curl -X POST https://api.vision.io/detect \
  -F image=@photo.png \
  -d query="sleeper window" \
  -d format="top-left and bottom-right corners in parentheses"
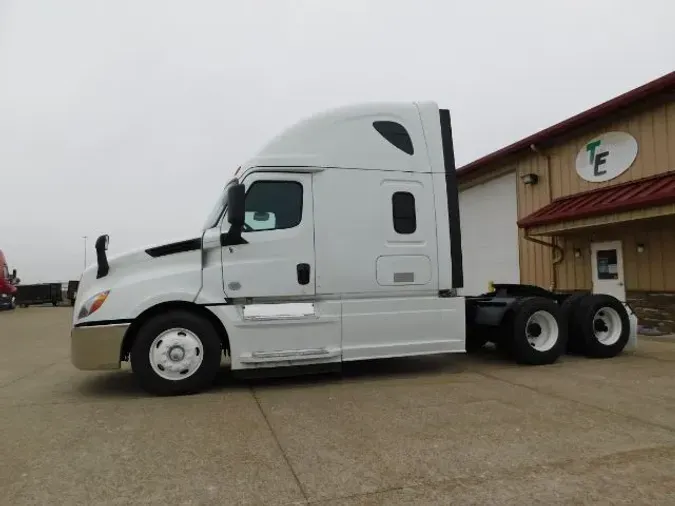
top-left (244, 181), bottom-right (303, 231)
top-left (373, 121), bottom-right (414, 155)
top-left (392, 191), bottom-right (417, 234)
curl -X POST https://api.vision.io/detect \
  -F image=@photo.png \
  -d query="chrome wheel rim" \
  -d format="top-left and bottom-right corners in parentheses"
top-left (593, 307), bottom-right (622, 345)
top-left (526, 310), bottom-right (559, 352)
top-left (149, 328), bottom-right (204, 381)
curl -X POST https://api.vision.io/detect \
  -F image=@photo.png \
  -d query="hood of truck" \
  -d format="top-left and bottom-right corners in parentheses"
top-left (73, 235), bottom-right (205, 326)
top-left (102, 236), bottom-right (203, 271)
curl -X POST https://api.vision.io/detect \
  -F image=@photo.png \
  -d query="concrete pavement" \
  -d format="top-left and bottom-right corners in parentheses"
top-left (1, 307), bottom-right (674, 505)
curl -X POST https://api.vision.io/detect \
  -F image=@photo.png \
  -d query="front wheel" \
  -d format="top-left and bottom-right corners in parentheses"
top-left (130, 310), bottom-right (222, 396)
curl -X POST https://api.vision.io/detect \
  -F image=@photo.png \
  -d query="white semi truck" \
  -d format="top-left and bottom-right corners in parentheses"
top-left (70, 102), bottom-right (637, 396)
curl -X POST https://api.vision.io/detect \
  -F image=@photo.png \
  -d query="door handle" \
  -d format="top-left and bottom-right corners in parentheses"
top-left (297, 263), bottom-right (310, 285)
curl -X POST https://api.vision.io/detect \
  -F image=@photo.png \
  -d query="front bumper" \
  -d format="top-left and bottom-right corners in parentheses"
top-left (0, 293), bottom-right (15, 310)
top-left (71, 323), bottom-right (129, 370)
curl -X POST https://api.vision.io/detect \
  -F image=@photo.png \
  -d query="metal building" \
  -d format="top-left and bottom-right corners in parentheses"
top-left (458, 71), bottom-right (675, 335)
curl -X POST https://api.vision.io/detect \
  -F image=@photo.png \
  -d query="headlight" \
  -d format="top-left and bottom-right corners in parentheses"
top-left (78, 290), bottom-right (110, 320)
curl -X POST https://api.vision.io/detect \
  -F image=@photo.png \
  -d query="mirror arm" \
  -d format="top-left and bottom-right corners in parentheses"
top-left (220, 225), bottom-right (248, 247)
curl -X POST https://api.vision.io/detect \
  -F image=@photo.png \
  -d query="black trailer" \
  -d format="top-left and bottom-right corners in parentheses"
top-left (67, 280), bottom-right (79, 306)
top-left (16, 283), bottom-right (63, 307)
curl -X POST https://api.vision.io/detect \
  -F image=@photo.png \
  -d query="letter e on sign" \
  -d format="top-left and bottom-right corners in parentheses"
top-left (575, 132), bottom-right (638, 183)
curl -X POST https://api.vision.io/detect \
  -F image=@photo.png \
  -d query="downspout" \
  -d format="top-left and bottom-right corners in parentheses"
top-left (523, 234), bottom-right (564, 291)
top-left (528, 144), bottom-right (564, 292)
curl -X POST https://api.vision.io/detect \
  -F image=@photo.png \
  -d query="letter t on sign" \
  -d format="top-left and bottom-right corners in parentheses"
top-left (586, 140), bottom-right (602, 164)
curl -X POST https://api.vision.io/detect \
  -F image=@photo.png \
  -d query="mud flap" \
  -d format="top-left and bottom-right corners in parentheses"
top-left (625, 308), bottom-right (638, 352)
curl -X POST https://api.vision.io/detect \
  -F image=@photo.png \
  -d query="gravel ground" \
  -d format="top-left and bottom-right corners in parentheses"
top-left (1, 306), bottom-right (674, 505)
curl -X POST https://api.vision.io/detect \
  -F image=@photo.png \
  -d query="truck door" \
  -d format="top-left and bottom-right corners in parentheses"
top-left (220, 170), bottom-right (342, 369)
top-left (221, 171), bottom-right (315, 300)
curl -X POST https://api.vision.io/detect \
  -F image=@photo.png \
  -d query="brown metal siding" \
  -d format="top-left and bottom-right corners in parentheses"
top-left (544, 102), bottom-right (675, 200)
top-left (516, 152), bottom-right (554, 289)
top-left (553, 219), bottom-right (675, 293)
top-left (517, 99), bottom-right (675, 290)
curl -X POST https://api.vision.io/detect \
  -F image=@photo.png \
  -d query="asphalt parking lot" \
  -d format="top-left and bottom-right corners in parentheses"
top-left (1, 307), bottom-right (675, 505)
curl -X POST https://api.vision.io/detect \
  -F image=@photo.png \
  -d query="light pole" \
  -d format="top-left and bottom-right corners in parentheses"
top-left (82, 236), bottom-right (88, 269)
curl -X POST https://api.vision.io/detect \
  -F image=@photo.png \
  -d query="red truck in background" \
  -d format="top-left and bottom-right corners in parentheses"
top-left (0, 249), bottom-right (19, 310)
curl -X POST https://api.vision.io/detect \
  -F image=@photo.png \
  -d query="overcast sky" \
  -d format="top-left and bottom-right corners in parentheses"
top-left (1, 0), bottom-right (673, 283)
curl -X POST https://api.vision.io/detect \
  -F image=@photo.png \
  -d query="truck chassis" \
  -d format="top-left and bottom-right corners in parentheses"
top-left (465, 283), bottom-right (635, 364)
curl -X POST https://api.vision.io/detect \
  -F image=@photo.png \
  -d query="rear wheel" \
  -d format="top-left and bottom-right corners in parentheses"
top-left (576, 294), bottom-right (630, 358)
top-left (130, 310), bottom-right (222, 396)
top-left (510, 297), bottom-right (567, 365)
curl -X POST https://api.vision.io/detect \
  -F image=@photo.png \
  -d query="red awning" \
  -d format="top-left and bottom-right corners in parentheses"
top-left (518, 171), bottom-right (675, 229)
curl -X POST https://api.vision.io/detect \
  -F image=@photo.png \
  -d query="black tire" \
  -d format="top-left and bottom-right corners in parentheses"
top-left (560, 293), bottom-right (588, 354)
top-left (576, 294), bottom-right (630, 358)
top-left (510, 297), bottom-right (567, 365)
top-left (130, 310), bottom-right (222, 396)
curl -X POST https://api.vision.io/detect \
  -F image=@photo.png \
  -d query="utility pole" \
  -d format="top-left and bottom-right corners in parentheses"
top-left (82, 236), bottom-right (88, 269)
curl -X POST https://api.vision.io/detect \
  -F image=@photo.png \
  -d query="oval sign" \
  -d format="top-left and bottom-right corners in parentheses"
top-left (575, 132), bottom-right (638, 183)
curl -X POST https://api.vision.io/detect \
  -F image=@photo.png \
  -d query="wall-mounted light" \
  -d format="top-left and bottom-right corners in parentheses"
top-left (574, 248), bottom-right (582, 258)
top-left (637, 243), bottom-right (645, 253)
top-left (521, 173), bottom-right (539, 185)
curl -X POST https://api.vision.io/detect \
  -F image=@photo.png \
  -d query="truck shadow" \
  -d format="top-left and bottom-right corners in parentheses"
top-left (77, 347), bottom-right (514, 399)
top-left (217, 353), bottom-right (465, 391)
top-left (75, 370), bottom-right (147, 399)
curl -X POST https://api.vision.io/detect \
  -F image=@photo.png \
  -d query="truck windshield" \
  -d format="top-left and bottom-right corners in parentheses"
top-left (202, 179), bottom-right (236, 230)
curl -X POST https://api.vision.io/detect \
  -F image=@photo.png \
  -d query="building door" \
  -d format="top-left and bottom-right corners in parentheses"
top-left (458, 171), bottom-right (520, 296)
top-left (590, 241), bottom-right (626, 301)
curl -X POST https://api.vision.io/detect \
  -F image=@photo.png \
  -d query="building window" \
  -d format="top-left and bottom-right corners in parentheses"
top-left (373, 121), bottom-right (414, 155)
top-left (596, 249), bottom-right (619, 280)
top-left (392, 191), bottom-right (417, 234)
top-left (244, 181), bottom-right (303, 231)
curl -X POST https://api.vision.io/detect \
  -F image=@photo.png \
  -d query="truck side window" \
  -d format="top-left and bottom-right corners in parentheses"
top-left (244, 181), bottom-right (303, 231)
top-left (392, 191), bottom-right (416, 234)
